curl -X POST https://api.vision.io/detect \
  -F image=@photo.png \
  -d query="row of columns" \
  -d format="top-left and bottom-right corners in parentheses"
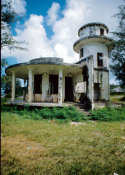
top-left (11, 68), bottom-right (63, 105)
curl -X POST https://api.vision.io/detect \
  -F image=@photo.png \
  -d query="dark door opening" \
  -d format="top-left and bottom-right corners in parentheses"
top-left (94, 83), bottom-right (100, 101)
top-left (49, 75), bottom-right (58, 94)
top-left (65, 77), bottom-right (73, 101)
top-left (34, 74), bottom-right (42, 94)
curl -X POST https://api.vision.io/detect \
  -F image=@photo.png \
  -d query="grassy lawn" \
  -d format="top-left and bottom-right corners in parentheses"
top-left (110, 95), bottom-right (124, 98)
top-left (110, 95), bottom-right (125, 104)
top-left (1, 112), bottom-right (125, 175)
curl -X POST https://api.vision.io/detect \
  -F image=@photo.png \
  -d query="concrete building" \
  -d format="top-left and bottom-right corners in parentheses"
top-left (6, 22), bottom-right (113, 109)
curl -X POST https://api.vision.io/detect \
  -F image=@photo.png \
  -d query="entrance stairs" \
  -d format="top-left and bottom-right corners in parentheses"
top-left (73, 103), bottom-right (90, 115)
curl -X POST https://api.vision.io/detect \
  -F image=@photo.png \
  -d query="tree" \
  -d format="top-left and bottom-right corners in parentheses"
top-left (109, 1), bottom-right (125, 89)
top-left (1, 59), bottom-right (23, 97)
top-left (1, 0), bottom-right (26, 50)
top-left (1, 0), bottom-right (26, 97)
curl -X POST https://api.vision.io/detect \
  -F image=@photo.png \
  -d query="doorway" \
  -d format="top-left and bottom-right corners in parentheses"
top-left (65, 77), bottom-right (73, 101)
top-left (94, 83), bottom-right (100, 101)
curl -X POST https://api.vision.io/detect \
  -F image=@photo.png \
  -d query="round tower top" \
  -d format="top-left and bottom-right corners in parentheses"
top-left (78, 22), bottom-right (109, 38)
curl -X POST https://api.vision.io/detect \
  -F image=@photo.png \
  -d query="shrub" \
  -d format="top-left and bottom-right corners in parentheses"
top-left (89, 106), bottom-right (125, 121)
top-left (1, 105), bottom-right (86, 122)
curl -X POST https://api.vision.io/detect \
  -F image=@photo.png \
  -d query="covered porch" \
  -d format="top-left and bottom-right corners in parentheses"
top-left (6, 58), bottom-right (82, 106)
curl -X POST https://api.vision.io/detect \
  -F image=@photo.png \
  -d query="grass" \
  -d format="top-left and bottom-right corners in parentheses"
top-left (110, 95), bottom-right (125, 104)
top-left (1, 111), bottom-right (125, 175)
top-left (110, 95), bottom-right (124, 98)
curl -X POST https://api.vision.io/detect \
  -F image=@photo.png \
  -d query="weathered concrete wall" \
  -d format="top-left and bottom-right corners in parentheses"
top-left (94, 70), bottom-right (109, 101)
top-left (79, 25), bottom-right (108, 38)
top-left (34, 94), bottom-right (42, 101)
top-left (72, 71), bottom-right (83, 102)
top-left (101, 71), bottom-right (109, 100)
top-left (26, 93), bottom-right (58, 103)
top-left (79, 42), bottom-right (109, 68)
top-left (52, 94), bottom-right (58, 103)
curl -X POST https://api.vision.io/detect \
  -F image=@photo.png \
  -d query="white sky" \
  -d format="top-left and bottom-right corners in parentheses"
top-left (2, 0), bottom-right (124, 84)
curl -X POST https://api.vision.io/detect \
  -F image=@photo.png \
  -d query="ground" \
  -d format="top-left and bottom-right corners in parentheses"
top-left (1, 112), bottom-right (125, 175)
top-left (110, 95), bottom-right (125, 104)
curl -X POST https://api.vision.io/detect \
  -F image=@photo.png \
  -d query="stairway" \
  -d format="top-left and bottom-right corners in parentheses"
top-left (73, 103), bottom-right (90, 115)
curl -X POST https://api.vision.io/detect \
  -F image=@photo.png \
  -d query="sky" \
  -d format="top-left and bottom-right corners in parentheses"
top-left (1, 0), bottom-right (124, 84)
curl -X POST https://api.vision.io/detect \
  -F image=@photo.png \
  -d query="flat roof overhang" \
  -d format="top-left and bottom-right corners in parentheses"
top-left (6, 62), bottom-right (82, 79)
top-left (73, 35), bottom-right (113, 53)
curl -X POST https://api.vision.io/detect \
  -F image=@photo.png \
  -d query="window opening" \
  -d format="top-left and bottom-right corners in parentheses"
top-left (100, 28), bottom-right (104, 36)
top-left (80, 48), bottom-right (84, 58)
top-left (97, 53), bottom-right (103, 67)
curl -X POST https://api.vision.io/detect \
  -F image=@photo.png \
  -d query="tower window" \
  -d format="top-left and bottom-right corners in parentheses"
top-left (100, 28), bottom-right (104, 36)
top-left (97, 53), bottom-right (103, 67)
top-left (80, 48), bottom-right (84, 58)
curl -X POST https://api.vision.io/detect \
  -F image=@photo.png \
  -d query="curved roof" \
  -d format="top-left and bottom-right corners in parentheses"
top-left (5, 57), bottom-right (81, 79)
top-left (73, 35), bottom-right (113, 53)
top-left (6, 57), bottom-right (64, 71)
top-left (78, 22), bottom-right (109, 36)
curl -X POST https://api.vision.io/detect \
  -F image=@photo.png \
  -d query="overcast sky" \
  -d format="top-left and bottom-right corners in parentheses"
top-left (1, 0), bottom-right (124, 84)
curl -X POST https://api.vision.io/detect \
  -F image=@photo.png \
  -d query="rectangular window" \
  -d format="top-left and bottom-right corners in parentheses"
top-left (97, 53), bottom-right (103, 67)
top-left (49, 75), bottom-right (58, 94)
top-left (80, 48), bottom-right (84, 58)
top-left (34, 74), bottom-right (42, 94)
top-left (100, 28), bottom-right (104, 36)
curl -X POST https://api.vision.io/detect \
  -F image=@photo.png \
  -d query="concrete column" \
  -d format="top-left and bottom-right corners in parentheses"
top-left (42, 73), bottom-right (49, 101)
top-left (11, 72), bottom-right (16, 102)
top-left (28, 68), bottom-right (33, 102)
top-left (88, 57), bottom-right (94, 109)
top-left (58, 69), bottom-right (63, 105)
top-left (62, 75), bottom-right (65, 102)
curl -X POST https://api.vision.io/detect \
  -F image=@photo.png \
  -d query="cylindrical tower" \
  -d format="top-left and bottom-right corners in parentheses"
top-left (73, 22), bottom-right (113, 69)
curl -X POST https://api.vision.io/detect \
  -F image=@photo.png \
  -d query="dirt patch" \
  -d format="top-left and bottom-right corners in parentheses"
top-left (1, 135), bottom-right (45, 158)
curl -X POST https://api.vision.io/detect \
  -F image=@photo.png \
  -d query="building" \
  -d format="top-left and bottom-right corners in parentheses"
top-left (6, 22), bottom-right (113, 109)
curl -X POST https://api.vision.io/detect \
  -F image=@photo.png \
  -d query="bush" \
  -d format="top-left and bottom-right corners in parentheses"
top-left (89, 106), bottom-right (125, 121)
top-left (1, 98), bottom-right (9, 104)
top-left (1, 105), bottom-right (86, 122)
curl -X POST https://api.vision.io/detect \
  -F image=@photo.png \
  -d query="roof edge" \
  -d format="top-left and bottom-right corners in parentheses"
top-left (78, 22), bottom-right (109, 36)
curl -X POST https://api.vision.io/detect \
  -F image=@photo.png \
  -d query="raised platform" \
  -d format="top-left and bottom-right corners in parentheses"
top-left (8, 100), bottom-right (76, 107)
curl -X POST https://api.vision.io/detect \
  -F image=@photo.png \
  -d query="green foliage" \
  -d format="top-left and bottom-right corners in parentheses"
top-left (1, 73), bottom-right (23, 97)
top-left (110, 91), bottom-right (125, 95)
top-left (1, 104), bottom-right (86, 122)
top-left (1, 0), bottom-right (26, 50)
top-left (1, 58), bottom-right (23, 96)
top-left (1, 58), bottom-right (8, 75)
top-left (108, 2), bottom-right (125, 88)
top-left (89, 106), bottom-right (125, 121)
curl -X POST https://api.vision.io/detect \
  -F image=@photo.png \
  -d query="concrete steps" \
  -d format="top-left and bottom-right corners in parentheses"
top-left (73, 103), bottom-right (90, 115)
